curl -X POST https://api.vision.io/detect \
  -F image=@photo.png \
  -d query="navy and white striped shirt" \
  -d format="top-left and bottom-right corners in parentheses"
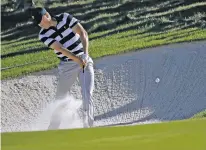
top-left (39, 13), bottom-right (84, 61)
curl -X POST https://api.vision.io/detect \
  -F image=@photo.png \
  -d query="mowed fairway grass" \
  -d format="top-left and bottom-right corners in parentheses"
top-left (2, 119), bottom-right (206, 150)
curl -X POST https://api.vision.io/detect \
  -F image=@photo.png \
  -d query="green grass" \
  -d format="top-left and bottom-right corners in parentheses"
top-left (192, 110), bottom-right (206, 119)
top-left (1, 0), bottom-right (206, 80)
top-left (2, 27), bottom-right (206, 79)
top-left (2, 118), bottom-right (206, 150)
top-left (1, 40), bottom-right (43, 55)
top-left (49, 0), bottom-right (95, 8)
top-left (136, 2), bottom-right (206, 19)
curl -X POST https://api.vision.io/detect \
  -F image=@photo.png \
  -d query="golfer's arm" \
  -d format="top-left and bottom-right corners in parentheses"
top-left (50, 41), bottom-right (80, 62)
top-left (72, 23), bottom-right (89, 55)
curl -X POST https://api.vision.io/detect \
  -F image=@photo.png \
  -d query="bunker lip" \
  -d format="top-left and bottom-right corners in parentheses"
top-left (1, 41), bottom-right (206, 133)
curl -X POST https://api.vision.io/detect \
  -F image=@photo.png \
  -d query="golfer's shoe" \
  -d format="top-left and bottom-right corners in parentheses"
top-left (83, 111), bottom-right (89, 128)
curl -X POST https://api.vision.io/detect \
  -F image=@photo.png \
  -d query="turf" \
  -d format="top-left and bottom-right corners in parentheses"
top-left (1, 27), bottom-right (206, 80)
top-left (1, 0), bottom-right (206, 80)
top-left (2, 119), bottom-right (206, 150)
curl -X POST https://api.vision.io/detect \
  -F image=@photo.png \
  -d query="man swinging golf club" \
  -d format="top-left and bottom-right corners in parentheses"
top-left (30, 7), bottom-right (94, 129)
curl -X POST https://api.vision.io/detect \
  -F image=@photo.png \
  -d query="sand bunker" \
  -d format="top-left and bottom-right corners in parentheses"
top-left (1, 41), bottom-right (206, 132)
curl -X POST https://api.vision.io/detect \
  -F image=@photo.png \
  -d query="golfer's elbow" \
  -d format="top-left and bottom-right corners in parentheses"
top-left (80, 30), bottom-right (88, 40)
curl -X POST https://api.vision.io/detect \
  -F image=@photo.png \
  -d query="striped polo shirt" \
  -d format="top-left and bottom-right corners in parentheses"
top-left (39, 13), bottom-right (84, 61)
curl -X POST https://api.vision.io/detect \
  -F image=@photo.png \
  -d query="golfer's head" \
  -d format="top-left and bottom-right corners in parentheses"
top-left (30, 7), bottom-right (51, 29)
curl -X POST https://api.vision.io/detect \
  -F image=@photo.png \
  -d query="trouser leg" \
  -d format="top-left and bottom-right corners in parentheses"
top-left (78, 57), bottom-right (95, 127)
top-left (48, 61), bottom-right (80, 130)
top-left (55, 62), bottom-right (80, 100)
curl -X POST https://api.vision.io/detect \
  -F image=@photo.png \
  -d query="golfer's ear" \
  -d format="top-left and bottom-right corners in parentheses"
top-left (45, 12), bottom-right (51, 20)
top-left (72, 23), bottom-right (88, 36)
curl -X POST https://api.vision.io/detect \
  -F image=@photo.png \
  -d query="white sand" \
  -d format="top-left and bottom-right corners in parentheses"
top-left (1, 41), bottom-right (206, 133)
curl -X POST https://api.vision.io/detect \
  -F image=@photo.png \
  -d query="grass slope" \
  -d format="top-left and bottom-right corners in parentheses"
top-left (1, 0), bottom-right (206, 80)
top-left (2, 119), bottom-right (206, 150)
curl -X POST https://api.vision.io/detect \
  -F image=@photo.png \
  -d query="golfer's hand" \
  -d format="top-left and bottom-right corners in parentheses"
top-left (77, 57), bottom-right (86, 69)
top-left (81, 54), bottom-right (88, 63)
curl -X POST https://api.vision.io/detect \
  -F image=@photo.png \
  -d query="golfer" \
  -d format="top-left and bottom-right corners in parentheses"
top-left (30, 7), bottom-right (94, 129)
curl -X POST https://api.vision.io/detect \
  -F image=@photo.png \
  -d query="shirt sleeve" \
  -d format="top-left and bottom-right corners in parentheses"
top-left (39, 35), bottom-right (56, 47)
top-left (64, 13), bottom-right (80, 28)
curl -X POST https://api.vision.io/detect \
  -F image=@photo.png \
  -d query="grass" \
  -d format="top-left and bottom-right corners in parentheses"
top-left (49, 0), bottom-right (95, 8)
top-left (135, 2), bottom-right (206, 19)
top-left (2, 27), bottom-right (206, 79)
top-left (191, 110), bottom-right (206, 119)
top-left (1, 0), bottom-right (206, 80)
top-left (1, 40), bottom-right (44, 55)
top-left (2, 118), bottom-right (206, 150)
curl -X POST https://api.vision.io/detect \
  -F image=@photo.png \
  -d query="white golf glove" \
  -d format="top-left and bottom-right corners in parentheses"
top-left (81, 54), bottom-right (89, 63)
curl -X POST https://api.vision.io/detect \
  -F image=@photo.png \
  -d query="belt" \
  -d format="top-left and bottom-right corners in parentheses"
top-left (59, 53), bottom-right (84, 62)
top-left (59, 58), bottom-right (72, 62)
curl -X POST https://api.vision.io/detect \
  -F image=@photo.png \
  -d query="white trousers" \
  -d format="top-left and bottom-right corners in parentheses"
top-left (48, 55), bottom-right (95, 129)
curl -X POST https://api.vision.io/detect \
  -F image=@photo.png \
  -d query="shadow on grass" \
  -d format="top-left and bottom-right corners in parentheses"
top-left (89, 22), bottom-right (138, 41)
top-left (1, 23), bottom-right (35, 36)
top-left (1, 47), bottom-right (50, 59)
top-left (1, 25), bottom-right (39, 42)
top-left (133, 0), bottom-right (185, 19)
top-left (89, 18), bottom-right (173, 41)
top-left (0, 0), bottom-right (167, 32)
top-left (1, 40), bottom-right (40, 50)
top-left (1, 34), bottom-right (38, 45)
top-left (1, 0), bottom-right (205, 59)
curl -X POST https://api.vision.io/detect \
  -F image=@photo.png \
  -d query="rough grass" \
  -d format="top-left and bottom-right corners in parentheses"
top-left (1, 0), bottom-right (206, 80)
top-left (2, 118), bottom-right (206, 150)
